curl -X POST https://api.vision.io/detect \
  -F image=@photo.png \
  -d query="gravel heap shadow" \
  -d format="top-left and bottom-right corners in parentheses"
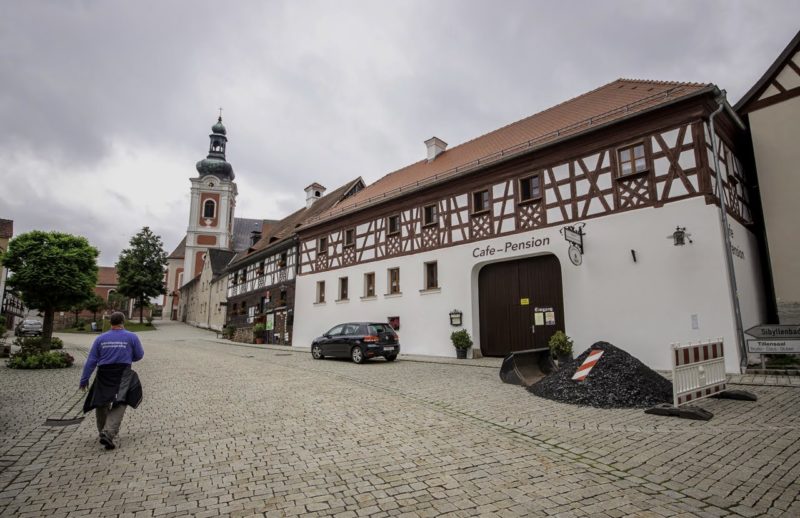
top-left (528, 341), bottom-right (673, 408)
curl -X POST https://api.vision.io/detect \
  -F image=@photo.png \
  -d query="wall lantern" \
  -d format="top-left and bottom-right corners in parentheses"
top-left (668, 226), bottom-right (693, 246)
top-left (449, 309), bottom-right (463, 327)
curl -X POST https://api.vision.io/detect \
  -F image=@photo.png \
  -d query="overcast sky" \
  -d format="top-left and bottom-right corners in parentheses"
top-left (1, 1), bottom-right (797, 265)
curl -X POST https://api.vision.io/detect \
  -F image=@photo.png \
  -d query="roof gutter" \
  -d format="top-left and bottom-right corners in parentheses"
top-left (707, 89), bottom-right (748, 373)
top-left (300, 85), bottom-right (718, 231)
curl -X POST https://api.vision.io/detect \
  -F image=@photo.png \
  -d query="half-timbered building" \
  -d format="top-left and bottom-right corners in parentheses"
top-left (225, 179), bottom-right (365, 344)
top-left (736, 29), bottom-right (800, 325)
top-left (293, 79), bottom-right (768, 373)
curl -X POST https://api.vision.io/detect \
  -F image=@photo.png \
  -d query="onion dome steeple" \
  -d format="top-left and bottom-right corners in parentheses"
top-left (195, 113), bottom-right (234, 179)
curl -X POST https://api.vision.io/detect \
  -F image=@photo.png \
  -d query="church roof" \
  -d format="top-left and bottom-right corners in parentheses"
top-left (167, 236), bottom-right (186, 260)
top-left (302, 79), bottom-right (712, 228)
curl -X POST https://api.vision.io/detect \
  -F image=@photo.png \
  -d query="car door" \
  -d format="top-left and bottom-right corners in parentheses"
top-left (321, 325), bottom-right (345, 357)
top-left (341, 324), bottom-right (360, 355)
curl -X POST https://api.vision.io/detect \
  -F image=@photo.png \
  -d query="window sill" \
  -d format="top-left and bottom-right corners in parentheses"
top-left (419, 287), bottom-right (441, 295)
top-left (335, 298), bottom-right (349, 304)
top-left (615, 169), bottom-right (650, 180)
top-left (422, 222), bottom-right (438, 228)
top-left (360, 295), bottom-right (377, 301)
top-left (384, 292), bottom-right (403, 299)
top-left (470, 209), bottom-right (490, 217)
top-left (313, 301), bottom-right (326, 306)
top-left (518, 196), bottom-right (543, 205)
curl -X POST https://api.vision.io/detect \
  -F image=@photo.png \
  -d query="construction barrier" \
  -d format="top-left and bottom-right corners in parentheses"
top-left (672, 339), bottom-right (726, 407)
top-left (571, 349), bottom-right (604, 381)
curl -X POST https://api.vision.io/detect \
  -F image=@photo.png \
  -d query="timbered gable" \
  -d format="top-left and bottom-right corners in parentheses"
top-left (651, 122), bottom-right (701, 203)
top-left (704, 123), bottom-right (753, 225)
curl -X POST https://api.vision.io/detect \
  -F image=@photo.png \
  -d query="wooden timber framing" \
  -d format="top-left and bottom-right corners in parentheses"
top-left (298, 91), bottom-right (754, 276)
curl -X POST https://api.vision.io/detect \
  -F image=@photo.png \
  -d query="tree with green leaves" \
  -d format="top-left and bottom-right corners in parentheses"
top-left (85, 293), bottom-right (107, 323)
top-left (116, 227), bottom-right (168, 323)
top-left (1, 231), bottom-right (98, 348)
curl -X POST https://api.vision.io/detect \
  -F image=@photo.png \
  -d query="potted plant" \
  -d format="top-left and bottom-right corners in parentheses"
top-left (253, 323), bottom-right (266, 344)
top-left (548, 330), bottom-right (573, 365)
top-left (224, 325), bottom-right (236, 340)
top-left (450, 329), bottom-right (473, 359)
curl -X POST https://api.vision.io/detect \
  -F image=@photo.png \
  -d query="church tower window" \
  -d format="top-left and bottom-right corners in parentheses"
top-left (203, 199), bottom-right (216, 219)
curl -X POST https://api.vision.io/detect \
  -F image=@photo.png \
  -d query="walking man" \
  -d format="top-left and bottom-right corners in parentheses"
top-left (80, 311), bottom-right (144, 450)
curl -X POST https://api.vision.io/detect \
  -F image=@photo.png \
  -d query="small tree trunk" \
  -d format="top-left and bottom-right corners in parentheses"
top-left (42, 306), bottom-right (55, 351)
top-left (139, 297), bottom-right (144, 324)
top-left (73, 309), bottom-right (79, 327)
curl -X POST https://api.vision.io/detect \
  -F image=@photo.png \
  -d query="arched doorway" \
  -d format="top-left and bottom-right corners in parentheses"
top-left (478, 254), bottom-right (565, 357)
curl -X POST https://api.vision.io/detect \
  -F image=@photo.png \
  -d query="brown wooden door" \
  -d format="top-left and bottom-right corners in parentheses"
top-left (478, 254), bottom-right (564, 357)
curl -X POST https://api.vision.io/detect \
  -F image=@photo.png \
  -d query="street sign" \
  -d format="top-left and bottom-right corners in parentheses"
top-left (563, 227), bottom-right (582, 246)
top-left (744, 325), bottom-right (800, 340)
top-left (747, 339), bottom-right (800, 354)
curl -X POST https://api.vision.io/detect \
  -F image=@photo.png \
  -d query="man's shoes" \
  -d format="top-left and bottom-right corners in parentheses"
top-left (99, 431), bottom-right (116, 450)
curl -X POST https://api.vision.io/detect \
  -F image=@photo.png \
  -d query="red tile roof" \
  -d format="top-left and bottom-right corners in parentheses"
top-left (306, 79), bottom-right (711, 227)
top-left (97, 266), bottom-right (118, 286)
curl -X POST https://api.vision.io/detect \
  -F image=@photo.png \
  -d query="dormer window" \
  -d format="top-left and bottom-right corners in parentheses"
top-left (203, 199), bottom-right (216, 218)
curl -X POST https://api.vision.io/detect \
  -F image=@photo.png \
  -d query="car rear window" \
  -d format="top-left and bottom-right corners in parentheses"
top-left (367, 324), bottom-right (393, 334)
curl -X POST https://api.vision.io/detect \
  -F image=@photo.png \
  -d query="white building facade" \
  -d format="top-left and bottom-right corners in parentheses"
top-left (293, 80), bottom-right (768, 373)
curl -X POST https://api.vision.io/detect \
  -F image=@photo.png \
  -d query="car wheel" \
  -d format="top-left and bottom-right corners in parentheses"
top-left (385, 354), bottom-right (397, 362)
top-left (311, 344), bottom-right (324, 359)
top-left (351, 346), bottom-right (365, 364)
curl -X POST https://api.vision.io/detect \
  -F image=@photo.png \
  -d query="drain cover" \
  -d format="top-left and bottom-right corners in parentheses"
top-left (44, 417), bottom-right (84, 427)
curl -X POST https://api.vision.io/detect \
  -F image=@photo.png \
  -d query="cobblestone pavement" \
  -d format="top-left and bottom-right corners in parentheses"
top-left (1, 320), bottom-right (799, 517)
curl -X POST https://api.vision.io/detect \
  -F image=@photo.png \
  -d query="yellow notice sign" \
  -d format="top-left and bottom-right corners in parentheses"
top-left (520, 298), bottom-right (530, 306)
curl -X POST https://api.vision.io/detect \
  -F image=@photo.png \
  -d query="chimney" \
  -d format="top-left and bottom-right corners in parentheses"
top-left (304, 183), bottom-right (326, 208)
top-left (425, 137), bottom-right (447, 162)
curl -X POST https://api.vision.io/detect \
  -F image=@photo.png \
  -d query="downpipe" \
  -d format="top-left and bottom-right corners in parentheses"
top-left (708, 91), bottom-right (748, 373)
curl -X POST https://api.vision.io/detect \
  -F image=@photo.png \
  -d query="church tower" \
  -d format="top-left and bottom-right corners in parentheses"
top-left (183, 115), bottom-right (237, 281)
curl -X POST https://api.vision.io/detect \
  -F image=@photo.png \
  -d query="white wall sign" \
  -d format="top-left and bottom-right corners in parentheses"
top-left (472, 236), bottom-right (550, 258)
top-left (747, 339), bottom-right (800, 354)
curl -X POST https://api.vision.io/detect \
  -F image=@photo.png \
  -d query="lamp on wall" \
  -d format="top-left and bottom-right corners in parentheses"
top-left (449, 309), bottom-right (463, 327)
top-left (668, 226), bottom-right (693, 246)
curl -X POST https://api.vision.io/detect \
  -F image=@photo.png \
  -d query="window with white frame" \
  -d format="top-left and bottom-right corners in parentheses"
top-left (316, 281), bottom-right (325, 303)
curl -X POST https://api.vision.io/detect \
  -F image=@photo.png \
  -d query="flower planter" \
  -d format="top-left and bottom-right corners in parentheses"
top-left (255, 338), bottom-right (265, 344)
top-left (456, 348), bottom-right (468, 359)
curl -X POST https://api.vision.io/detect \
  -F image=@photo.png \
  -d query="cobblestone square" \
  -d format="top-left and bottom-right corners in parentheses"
top-left (2, 321), bottom-right (799, 517)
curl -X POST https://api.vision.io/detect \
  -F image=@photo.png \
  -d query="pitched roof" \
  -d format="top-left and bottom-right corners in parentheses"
top-left (231, 218), bottom-right (274, 252)
top-left (304, 79), bottom-right (711, 227)
top-left (735, 30), bottom-right (800, 114)
top-left (207, 248), bottom-right (236, 278)
top-left (228, 177), bottom-right (365, 268)
top-left (97, 266), bottom-right (118, 286)
top-left (167, 236), bottom-right (186, 259)
top-left (0, 219), bottom-right (12, 239)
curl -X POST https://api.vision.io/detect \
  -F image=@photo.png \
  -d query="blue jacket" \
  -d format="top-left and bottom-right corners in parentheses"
top-left (80, 329), bottom-right (144, 387)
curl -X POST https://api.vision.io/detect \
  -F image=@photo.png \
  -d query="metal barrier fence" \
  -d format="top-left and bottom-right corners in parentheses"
top-left (672, 339), bottom-right (727, 407)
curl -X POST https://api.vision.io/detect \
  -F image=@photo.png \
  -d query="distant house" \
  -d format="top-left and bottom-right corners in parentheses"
top-left (0, 219), bottom-right (25, 330)
top-left (735, 29), bottom-right (800, 325)
top-left (224, 178), bottom-right (364, 344)
top-left (180, 248), bottom-right (236, 331)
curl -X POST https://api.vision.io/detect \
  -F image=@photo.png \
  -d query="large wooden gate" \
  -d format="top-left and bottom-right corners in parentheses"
top-left (478, 255), bottom-right (565, 357)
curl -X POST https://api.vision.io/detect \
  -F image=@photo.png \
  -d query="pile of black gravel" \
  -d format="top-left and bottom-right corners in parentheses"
top-left (528, 341), bottom-right (673, 409)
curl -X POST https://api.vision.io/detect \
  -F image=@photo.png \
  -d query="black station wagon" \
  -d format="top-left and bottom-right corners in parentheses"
top-left (311, 322), bottom-right (400, 363)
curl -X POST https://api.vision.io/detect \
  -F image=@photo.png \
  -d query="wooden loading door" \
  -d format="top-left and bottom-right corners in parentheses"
top-left (478, 255), bottom-right (565, 357)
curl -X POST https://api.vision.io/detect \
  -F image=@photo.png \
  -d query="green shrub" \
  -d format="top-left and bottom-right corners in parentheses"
top-left (145, 315), bottom-right (154, 326)
top-left (548, 331), bottom-right (573, 357)
top-left (7, 349), bottom-right (74, 369)
top-left (224, 325), bottom-right (236, 339)
top-left (49, 337), bottom-right (64, 349)
top-left (450, 329), bottom-right (473, 350)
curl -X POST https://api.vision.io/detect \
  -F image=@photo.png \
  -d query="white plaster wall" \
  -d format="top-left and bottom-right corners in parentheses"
top-left (294, 197), bottom-right (764, 373)
top-left (748, 97), bottom-right (800, 310)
